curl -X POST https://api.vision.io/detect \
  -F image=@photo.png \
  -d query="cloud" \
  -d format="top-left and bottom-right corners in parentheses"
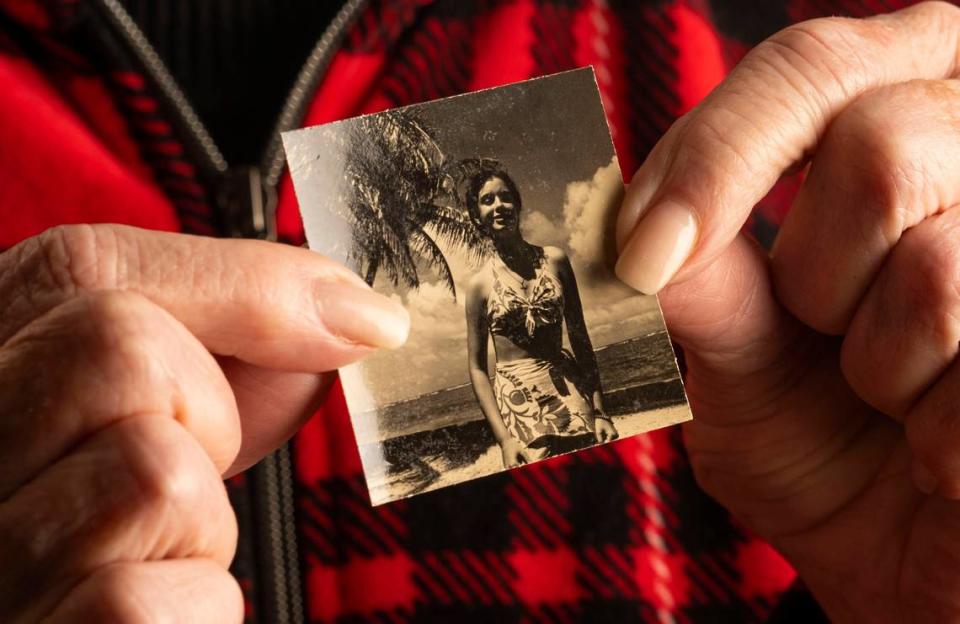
top-left (563, 157), bottom-right (624, 278)
top-left (355, 280), bottom-right (470, 405)
top-left (521, 208), bottom-right (566, 248)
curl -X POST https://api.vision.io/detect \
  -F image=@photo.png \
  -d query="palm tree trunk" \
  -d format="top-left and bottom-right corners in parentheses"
top-left (364, 248), bottom-right (380, 286)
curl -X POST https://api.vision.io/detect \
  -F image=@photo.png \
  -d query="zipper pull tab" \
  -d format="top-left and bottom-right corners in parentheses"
top-left (218, 166), bottom-right (278, 241)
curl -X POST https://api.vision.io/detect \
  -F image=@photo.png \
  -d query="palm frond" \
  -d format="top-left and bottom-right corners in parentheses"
top-left (407, 224), bottom-right (456, 297)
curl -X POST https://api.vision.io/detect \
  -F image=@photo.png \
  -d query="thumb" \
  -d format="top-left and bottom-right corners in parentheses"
top-left (612, 3), bottom-right (960, 295)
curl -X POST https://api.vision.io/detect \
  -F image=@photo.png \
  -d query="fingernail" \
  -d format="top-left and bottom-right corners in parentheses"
top-left (912, 460), bottom-right (939, 495)
top-left (614, 201), bottom-right (698, 294)
top-left (316, 282), bottom-right (410, 349)
top-left (615, 182), bottom-right (654, 252)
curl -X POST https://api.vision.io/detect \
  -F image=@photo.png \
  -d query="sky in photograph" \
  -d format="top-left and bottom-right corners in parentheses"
top-left (285, 69), bottom-right (667, 409)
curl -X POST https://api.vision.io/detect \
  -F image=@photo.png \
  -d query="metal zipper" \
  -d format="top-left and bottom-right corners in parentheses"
top-left (260, 0), bottom-right (370, 190)
top-left (94, 0), bottom-right (228, 178)
top-left (88, 2), bottom-right (370, 623)
top-left (93, 0), bottom-right (369, 241)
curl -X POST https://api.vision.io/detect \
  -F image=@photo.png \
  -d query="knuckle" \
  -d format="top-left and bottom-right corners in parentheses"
top-left (767, 17), bottom-right (854, 57)
top-left (913, 1), bottom-right (960, 30)
top-left (114, 417), bottom-right (210, 518)
top-left (893, 225), bottom-right (960, 338)
top-left (73, 291), bottom-right (169, 380)
top-left (826, 86), bottom-right (936, 229)
top-left (110, 417), bottom-right (238, 561)
top-left (757, 17), bottom-right (870, 90)
top-left (35, 224), bottom-right (122, 293)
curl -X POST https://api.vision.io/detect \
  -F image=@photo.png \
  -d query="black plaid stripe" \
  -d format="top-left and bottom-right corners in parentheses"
top-left (657, 429), bottom-right (775, 622)
top-left (106, 72), bottom-right (218, 235)
top-left (568, 447), bottom-right (633, 547)
top-left (380, 0), bottom-right (480, 108)
top-left (299, 475), bottom-right (408, 566)
top-left (789, 0), bottom-right (910, 20)
top-left (707, 0), bottom-right (790, 45)
top-left (529, 0), bottom-right (577, 76)
top-left (335, 610), bottom-right (414, 624)
top-left (414, 551), bottom-right (517, 606)
top-left (507, 462), bottom-right (572, 549)
top-left (613, 0), bottom-right (681, 166)
top-left (344, 0), bottom-right (430, 53)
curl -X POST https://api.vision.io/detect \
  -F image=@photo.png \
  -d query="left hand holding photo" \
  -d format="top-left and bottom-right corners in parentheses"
top-left (0, 224), bottom-right (408, 622)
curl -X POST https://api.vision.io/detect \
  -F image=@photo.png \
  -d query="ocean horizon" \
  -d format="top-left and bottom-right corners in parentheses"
top-left (351, 330), bottom-right (683, 446)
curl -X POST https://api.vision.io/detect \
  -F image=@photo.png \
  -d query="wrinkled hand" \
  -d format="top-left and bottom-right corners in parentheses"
top-left (615, 2), bottom-right (960, 621)
top-left (0, 225), bottom-right (408, 622)
top-left (500, 437), bottom-right (528, 468)
top-left (594, 416), bottom-right (618, 444)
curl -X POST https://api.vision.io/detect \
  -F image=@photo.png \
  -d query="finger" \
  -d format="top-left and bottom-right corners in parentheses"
top-left (41, 559), bottom-right (242, 624)
top-left (0, 290), bottom-right (239, 498)
top-left (841, 209), bottom-right (960, 418)
top-left (773, 79), bottom-right (960, 334)
top-left (0, 224), bottom-right (409, 371)
top-left (218, 357), bottom-right (334, 476)
top-left (663, 235), bottom-right (896, 536)
top-left (615, 1), bottom-right (960, 294)
top-left (660, 235), bottom-right (800, 402)
top-left (0, 415), bottom-right (236, 621)
top-left (905, 358), bottom-right (960, 499)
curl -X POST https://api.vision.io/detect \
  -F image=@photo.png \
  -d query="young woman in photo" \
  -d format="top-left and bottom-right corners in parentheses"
top-left (464, 166), bottom-right (619, 469)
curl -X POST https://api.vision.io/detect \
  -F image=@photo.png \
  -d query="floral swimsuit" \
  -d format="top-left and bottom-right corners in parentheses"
top-left (486, 249), bottom-right (595, 448)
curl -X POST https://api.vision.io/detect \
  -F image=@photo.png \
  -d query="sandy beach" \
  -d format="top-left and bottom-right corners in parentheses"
top-left (365, 403), bottom-right (690, 505)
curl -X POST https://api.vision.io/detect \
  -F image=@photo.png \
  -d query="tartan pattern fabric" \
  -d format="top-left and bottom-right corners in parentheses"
top-left (0, 0), bottom-right (924, 622)
top-left (289, 1), bottom-right (918, 622)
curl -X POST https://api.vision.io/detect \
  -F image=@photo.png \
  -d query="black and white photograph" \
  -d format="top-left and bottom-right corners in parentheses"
top-left (283, 68), bottom-right (690, 506)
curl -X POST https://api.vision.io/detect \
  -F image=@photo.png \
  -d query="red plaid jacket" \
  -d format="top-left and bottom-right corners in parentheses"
top-left (0, 1), bottom-right (924, 622)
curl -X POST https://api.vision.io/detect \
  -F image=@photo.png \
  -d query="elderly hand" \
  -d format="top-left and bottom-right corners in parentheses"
top-left (618, 3), bottom-right (960, 623)
top-left (0, 225), bottom-right (408, 622)
top-left (615, 2), bottom-right (960, 621)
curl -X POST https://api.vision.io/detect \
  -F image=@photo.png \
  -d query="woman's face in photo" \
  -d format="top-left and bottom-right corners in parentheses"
top-left (477, 176), bottom-right (519, 235)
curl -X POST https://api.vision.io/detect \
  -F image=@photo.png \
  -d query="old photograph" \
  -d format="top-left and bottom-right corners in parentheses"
top-left (283, 68), bottom-right (690, 506)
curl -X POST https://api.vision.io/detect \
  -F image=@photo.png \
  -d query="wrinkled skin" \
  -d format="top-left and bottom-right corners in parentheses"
top-left (3, 2), bottom-right (960, 621)
top-left (615, 2), bottom-right (960, 621)
top-left (0, 226), bottom-right (407, 622)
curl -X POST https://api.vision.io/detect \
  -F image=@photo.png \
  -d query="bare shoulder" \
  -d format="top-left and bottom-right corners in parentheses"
top-left (542, 245), bottom-right (568, 262)
top-left (541, 245), bottom-right (570, 268)
top-left (466, 265), bottom-right (493, 302)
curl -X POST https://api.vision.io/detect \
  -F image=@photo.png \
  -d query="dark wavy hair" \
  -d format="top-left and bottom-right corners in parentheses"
top-left (465, 167), bottom-right (522, 233)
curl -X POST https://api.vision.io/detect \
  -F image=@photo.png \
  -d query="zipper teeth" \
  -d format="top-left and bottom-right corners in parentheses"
top-left (261, 446), bottom-right (303, 624)
top-left (96, 0), bottom-right (228, 174)
top-left (260, 0), bottom-right (370, 187)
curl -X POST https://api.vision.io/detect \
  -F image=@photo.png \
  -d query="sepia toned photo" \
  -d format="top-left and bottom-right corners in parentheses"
top-left (283, 68), bottom-right (690, 506)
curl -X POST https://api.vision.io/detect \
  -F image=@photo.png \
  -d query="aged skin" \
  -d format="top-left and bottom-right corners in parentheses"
top-left (0, 226), bottom-right (408, 621)
top-left (1, 1), bottom-right (960, 621)
top-left (616, 2), bottom-right (960, 621)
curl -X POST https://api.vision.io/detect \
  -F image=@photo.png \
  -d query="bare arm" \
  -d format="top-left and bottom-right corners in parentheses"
top-left (465, 275), bottom-right (511, 445)
top-left (555, 250), bottom-right (606, 417)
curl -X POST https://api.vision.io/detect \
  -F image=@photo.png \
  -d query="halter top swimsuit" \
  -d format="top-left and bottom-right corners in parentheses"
top-left (486, 249), bottom-right (595, 445)
top-left (486, 249), bottom-right (564, 345)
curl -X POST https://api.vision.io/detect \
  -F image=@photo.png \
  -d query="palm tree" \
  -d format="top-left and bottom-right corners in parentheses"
top-left (341, 110), bottom-right (487, 298)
